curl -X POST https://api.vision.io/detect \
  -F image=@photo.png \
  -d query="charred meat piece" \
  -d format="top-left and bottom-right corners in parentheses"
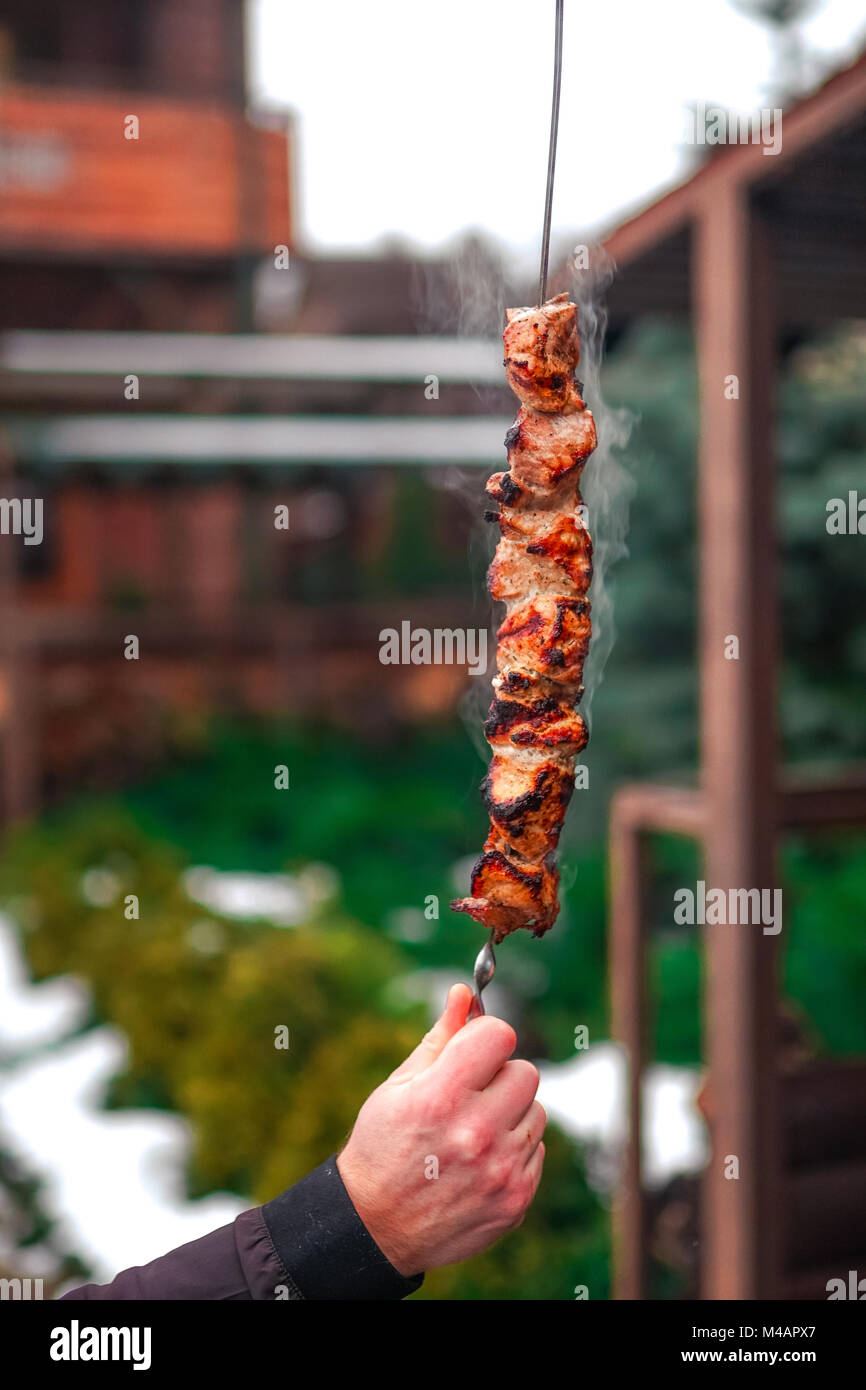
top-left (451, 294), bottom-right (597, 939)
top-left (451, 833), bottom-right (561, 942)
top-left (488, 535), bottom-right (587, 603)
top-left (483, 696), bottom-right (588, 754)
top-left (486, 470), bottom-right (526, 508)
top-left (496, 595), bottom-right (591, 689)
top-left (482, 753), bottom-right (575, 860)
top-left (504, 405), bottom-right (596, 494)
top-left (503, 293), bottom-right (584, 413)
top-left (490, 510), bottom-right (593, 595)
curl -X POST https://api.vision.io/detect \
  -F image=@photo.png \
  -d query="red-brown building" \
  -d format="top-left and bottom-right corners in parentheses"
top-left (0, 1), bottom-right (294, 808)
top-left (0, 2), bottom-right (512, 814)
top-left (0, 0), bottom-right (292, 333)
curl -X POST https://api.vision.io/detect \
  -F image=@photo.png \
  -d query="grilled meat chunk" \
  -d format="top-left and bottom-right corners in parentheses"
top-left (482, 753), bottom-right (575, 860)
top-left (451, 293), bottom-right (597, 939)
top-left (504, 405), bottom-right (596, 494)
top-left (496, 596), bottom-right (591, 689)
top-left (483, 696), bottom-right (588, 754)
top-left (451, 832), bottom-right (561, 942)
top-left (489, 511), bottom-right (593, 596)
top-left (503, 293), bottom-right (584, 413)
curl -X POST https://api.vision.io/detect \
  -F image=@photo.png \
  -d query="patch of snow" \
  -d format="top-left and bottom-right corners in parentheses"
top-left (0, 915), bottom-right (245, 1285)
top-left (538, 1042), bottom-right (709, 1190)
top-left (183, 867), bottom-right (306, 925)
top-left (0, 920), bottom-right (89, 1053)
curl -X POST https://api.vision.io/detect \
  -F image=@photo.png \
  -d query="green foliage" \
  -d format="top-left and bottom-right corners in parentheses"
top-left (642, 829), bottom-right (866, 1068)
top-left (594, 317), bottom-right (866, 778)
top-left (360, 472), bottom-right (474, 599)
top-left (594, 319), bottom-right (700, 784)
top-left (123, 719), bottom-right (481, 928)
top-left (0, 805), bottom-right (425, 1201)
top-left (0, 793), bottom-right (609, 1296)
top-left (778, 329), bottom-right (866, 763)
top-left (782, 832), bottom-right (866, 1056)
top-left (115, 718), bottom-right (610, 1062)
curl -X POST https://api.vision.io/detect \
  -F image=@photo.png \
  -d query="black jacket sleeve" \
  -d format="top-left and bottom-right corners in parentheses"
top-left (58, 1156), bottom-right (424, 1301)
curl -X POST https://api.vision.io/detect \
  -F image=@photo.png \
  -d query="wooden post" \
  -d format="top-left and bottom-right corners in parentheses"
top-left (609, 797), bottom-right (649, 1298)
top-left (694, 183), bottom-right (782, 1299)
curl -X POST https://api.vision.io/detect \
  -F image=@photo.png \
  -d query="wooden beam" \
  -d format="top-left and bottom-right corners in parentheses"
top-left (607, 773), bottom-right (866, 840)
top-left (0, 331), bottom-right (504, 384)
top-left (4, 415), bottom-right (513, 468)
top-left (609, 782), bottom-right (705, 838)
top-left (694, 185), bottom-right (782, 1299)
top-left (780, 776), bottom-right (866, 829)
top-left (603, 52), bottom-right (866, 274)
top-left (609, 799), bottom-right (650, 1299)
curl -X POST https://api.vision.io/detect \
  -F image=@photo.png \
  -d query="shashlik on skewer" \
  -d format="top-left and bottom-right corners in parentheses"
top-left (451, 293), bottom-right (597, 943)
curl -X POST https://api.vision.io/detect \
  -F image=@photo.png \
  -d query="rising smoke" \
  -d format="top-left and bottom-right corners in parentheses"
top-left (416, 235), bottom-right (635, 765)
top-left (569, 243), bottom-right (636, 728)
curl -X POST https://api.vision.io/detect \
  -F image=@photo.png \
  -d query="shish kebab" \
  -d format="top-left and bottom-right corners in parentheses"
top-left (451, 1), bottom-right (598, 1013)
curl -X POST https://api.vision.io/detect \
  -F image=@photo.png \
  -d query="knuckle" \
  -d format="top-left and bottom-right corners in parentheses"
top-left (452, 1121), bottom-right (494, 1164)
top-left (502, 1182), bottom-right (529, 1225)
top-left (449, 1126), bottom-right (473, 1159)
top-left (486, 1152), bottom-right (513, 1193)
top-left (424, 1082), bottom-right (455, 1126)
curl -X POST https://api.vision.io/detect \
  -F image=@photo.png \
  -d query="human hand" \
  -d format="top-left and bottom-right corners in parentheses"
top-left (336, 983), bottom-right (545, 1276)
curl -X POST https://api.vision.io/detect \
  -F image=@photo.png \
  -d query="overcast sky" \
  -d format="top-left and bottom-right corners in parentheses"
top-left (249, 0), bottom-right (864, 262)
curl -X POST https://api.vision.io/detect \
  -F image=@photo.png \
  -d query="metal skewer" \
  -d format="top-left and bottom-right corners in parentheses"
top-left (467, 3), bottom-right (565, 1021)
top-left (537, 0), bottom-right (565, 308)
top-left (468, 930), bottom-right (497, 1019)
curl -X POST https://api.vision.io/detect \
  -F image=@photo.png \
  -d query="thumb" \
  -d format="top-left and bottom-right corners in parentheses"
top-left (389, 983), bottom-right (473, 1083)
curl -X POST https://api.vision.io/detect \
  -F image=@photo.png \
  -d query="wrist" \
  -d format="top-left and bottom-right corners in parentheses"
top-left (336, 1150), bottom-right (418, 1279)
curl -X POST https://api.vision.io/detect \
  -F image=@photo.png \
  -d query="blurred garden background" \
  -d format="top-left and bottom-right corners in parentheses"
top-left (3, 314), bottom-right (865, 1298)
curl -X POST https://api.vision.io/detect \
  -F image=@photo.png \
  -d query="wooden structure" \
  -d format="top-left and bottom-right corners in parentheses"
top-left (602, 52), bottom-right (866, 1299)
top-left (0, 329), bottom-right (506, 817)
top-left (0, 2), bottom-right (521, 818)
top-left (0, 0), bottom-right (291, 332)
top-left (0, 83), bottom-right (289, 258)
top-left (0, 0), bottom-right (297, 813)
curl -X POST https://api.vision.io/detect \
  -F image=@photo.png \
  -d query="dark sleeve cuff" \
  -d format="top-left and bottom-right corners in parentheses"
top-left (261, 1155), bottom-right (424, 1300)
